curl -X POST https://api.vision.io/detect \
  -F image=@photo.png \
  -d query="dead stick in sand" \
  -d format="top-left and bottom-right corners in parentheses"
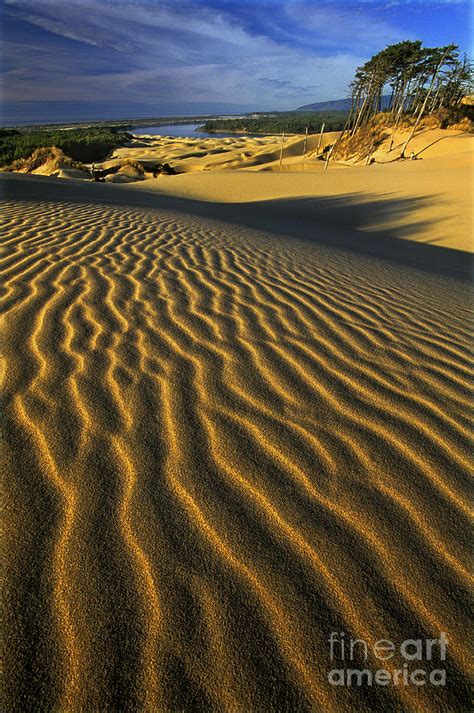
top-left (279, 130), bottom-right (285, 169)
top-left (302, 127), bottom-right (308, 167)
top-left (366, 138), bottom-right (376, 165)
top-left (317, 123), bottom-right (325, 154)
top-left (324, 144), bottom-right (333, 170)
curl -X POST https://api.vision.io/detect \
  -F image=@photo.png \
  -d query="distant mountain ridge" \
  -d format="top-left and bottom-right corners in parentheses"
top-left (295, 96), bottom-right (390, 112)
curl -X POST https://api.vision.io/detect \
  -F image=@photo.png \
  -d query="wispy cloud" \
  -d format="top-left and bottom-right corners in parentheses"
top-left (277, 2), bottom-right (407, 52)
top-left (1, 0), bottom-right (470, 116)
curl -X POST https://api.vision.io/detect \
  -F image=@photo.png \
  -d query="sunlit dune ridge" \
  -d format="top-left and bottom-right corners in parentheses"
top-left (1, 181), bottom-right (472, 711)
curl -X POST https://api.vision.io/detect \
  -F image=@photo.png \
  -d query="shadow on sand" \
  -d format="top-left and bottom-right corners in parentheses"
top-left (1, 173), bottom-right (472, 281)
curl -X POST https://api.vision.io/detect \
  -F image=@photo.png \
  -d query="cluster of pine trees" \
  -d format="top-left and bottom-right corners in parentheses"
top-left (347, 41), bottom-right (472, 134)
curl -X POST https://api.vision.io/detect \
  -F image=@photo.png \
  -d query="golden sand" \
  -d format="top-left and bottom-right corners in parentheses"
top-left (100, 128), bottom-right (473, 251)
top-left (1, 129), bottom-right (472, 711)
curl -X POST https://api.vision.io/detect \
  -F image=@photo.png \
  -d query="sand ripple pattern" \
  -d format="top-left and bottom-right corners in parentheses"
top-left (1, 195), bottom-right (472, 711)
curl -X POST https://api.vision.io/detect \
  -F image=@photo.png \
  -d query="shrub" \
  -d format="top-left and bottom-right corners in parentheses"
top-left (0, 127), bottom-right (130, 168)
top-left (5, 146), bottom-right (87, 173)
top-left (433, 105), bottom-right (474, 130)
top-left (120, 158), bottom-right (146, 175)
top-left (332, 125), bottom-right (388, 161)
top-left (448, 116), bottom-right (474, 131)
top-left (419, 114), bottom-right (442, 129)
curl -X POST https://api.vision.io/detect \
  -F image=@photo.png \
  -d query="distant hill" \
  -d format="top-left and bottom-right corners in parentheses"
top-left (296, 96), bottom-right (390, 112)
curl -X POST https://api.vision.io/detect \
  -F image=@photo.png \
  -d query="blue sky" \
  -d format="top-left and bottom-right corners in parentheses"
top-left (1, 0), bottom-right (472, 122)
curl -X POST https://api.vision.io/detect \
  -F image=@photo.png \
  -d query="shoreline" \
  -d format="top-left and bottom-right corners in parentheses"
top-left (4, 114), bottom-right (230, 132)
top-left (195, 126), bottom-right (300, 136)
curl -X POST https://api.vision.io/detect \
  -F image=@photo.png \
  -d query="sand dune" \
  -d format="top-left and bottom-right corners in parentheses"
top-left (120, 153), bottom-right (472, 253)
top-left (107, 131), bottom-right (343, 173)
top-left (103, 128), bottom-right (473, 252)
top-left (105, 127), bottom-right (472, 173)
top-left (1, 167), bottom-right (472, 711)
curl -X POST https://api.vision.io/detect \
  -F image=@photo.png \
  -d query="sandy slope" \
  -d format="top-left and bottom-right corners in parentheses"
top-left (119, 151), bottom-right (472, 253)
top-left (1, 166), bottom-right (472, 712)
top-left (108, 128), bottom-right (471, 174)
top-left (107, 131), bottom-right (342, 174)
top-left (104, 128), bottom-right (473, 252)
top-left (11, 127), bottom-right (473, 252)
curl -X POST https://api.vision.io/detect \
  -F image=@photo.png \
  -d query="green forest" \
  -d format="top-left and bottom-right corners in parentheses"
top-left (199, 111), bottom-right (348, 135)
top-left (0, 126), bottom-right (131, 167)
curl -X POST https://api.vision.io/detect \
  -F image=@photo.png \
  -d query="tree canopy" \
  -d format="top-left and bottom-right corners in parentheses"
top-left (347, 41), bottom-right (473, 133)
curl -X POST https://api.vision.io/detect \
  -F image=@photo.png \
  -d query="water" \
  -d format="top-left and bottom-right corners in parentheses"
top-left (132, 122), bottom-right (268, 139)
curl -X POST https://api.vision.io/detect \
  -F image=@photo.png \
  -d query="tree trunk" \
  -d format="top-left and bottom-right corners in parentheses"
top-left (388, 80), bottom-right (410, 152)
top-left (279, 131), bottom-right (285, 169)
top-left (317, 123), bottom-right (325, 154)
top-left (430, 82), bottom-right (443, 114)
top-left (352, 90), bottom-right (370, 134)
top-left (389, 86), bottom-right (395, 112)
top-left (302, 127), bottom-right (308, 166)
top-left (401, 50), bottom-right (449, 157)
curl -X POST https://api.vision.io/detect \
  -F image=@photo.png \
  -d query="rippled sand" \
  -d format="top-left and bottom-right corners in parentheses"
top-left (1, 173), bottom-right (472, 711)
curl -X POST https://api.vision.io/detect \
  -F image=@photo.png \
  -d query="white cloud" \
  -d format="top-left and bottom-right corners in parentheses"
top-left (283, 1), bottom-right (408, 49)
top-left (2, 0), bottom-right (401, 109)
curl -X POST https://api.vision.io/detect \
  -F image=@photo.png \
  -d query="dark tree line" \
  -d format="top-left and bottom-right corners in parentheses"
top-left (201, 111), bottom-right (347, 135)
top-left (347, 41), bottom-right (473, 135)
